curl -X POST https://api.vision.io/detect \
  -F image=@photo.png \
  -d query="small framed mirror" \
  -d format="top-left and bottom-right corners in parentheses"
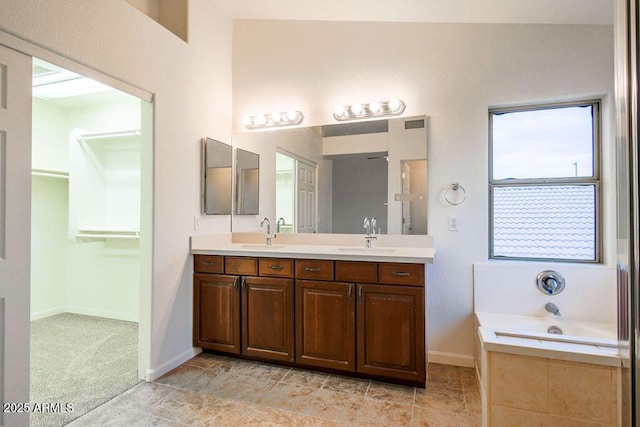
top-left (202, 137), bottom-right (232, 215)
top-left (235, 148), bottom-right (260, 215)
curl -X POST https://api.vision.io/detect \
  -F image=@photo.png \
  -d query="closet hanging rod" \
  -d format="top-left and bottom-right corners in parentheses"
top-left (76, 232), bottom-right (140, 240)
top-left (31, 169), bottom-right (69, 179)
top-left (77, 129), bottom-right (141, 141)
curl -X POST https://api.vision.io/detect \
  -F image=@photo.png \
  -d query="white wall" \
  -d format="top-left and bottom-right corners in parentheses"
top-left (31, 95), bottom-right (142, 322)
top-left (0, 0), bottom-right (234, 382)
top-left (232, 21), bottom-right (615, 365)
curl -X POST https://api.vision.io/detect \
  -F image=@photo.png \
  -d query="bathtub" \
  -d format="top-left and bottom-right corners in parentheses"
top-left (476, 311), bottom-right (621, 426)
top-left (475, 311), bottom-right (619, 367)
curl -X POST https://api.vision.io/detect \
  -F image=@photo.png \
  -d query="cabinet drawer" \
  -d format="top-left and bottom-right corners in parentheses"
top-left (225, 257), bottom-right (258, 276)
top-left (378, 263), bottom-right (424, 286)
top-left (295, 259), bottom-right (334, 281)
top-left (194, 255), bottom-right (224, 274)
top-left (259, 258), bottom-right (294, 278)
top-left (335, 261), bottom-right (377, 284)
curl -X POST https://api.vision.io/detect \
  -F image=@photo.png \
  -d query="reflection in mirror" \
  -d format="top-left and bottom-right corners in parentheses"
top-left (235, 148), bottom-right (260, 215)
top-left (400, 159), bottom-right (427, 234)
top-left (232, 115), bottom-right (427, 234)
top-left (202, 137), bottom-right (232, 215)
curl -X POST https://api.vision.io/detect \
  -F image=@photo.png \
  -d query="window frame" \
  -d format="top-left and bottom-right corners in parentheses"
top-left (488, 99), bottom-right (602, 263)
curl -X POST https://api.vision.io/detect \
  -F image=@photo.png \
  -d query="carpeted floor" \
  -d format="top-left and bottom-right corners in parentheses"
top-left (30, 313), bottom-right (141, 426)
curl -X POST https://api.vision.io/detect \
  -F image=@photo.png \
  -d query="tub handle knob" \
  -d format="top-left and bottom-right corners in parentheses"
top-left (536, 270), bottom-right (565, 296)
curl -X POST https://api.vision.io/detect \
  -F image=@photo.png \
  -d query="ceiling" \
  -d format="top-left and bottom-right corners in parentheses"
top-left (211, 0), bottom-right (613, 25)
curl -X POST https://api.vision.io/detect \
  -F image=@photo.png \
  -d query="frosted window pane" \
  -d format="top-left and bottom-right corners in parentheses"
top-left (492, 185), bottom-right (596, 260)
top-left (492, 106), bottom-right (594, 180)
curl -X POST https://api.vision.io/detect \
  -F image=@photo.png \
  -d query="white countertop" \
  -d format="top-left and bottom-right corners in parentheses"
top-left (190, 233), bottom-right (435, 263)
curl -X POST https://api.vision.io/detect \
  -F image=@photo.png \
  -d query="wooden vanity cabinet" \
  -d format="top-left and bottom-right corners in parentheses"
top-left (193, 255), bottom-right (294, 361)
top-left (356, 283), bottom-right (425, 382)
top-left (295, 279), bottom-right (356, 371)
top-left (194, 255), bottom-right (426, 386)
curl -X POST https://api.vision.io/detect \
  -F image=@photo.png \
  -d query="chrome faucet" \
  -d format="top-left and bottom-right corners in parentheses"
top-left (363, 217), bottom-right (378, 248)
top-left (545, 302), bottom-right (561, 316)
top-left (260, 217), bottom-right (274, 245)
top-left (276, 217), bottom-right (286, 233)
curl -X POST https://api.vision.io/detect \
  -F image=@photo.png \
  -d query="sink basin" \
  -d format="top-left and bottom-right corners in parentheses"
top-left (239, 244), bottom-right (287, 250)
top-left (338, 247), bottom-right (395, 255)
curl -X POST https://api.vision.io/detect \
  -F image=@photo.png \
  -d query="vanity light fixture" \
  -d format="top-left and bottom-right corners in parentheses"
top-left (242, 110), bottom-right (304, 130)
top-left (333, 99), bottom-right (406, 121)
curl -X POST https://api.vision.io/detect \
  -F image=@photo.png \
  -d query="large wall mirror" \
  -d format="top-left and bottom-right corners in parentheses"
top-left (235, 148), bottom-right (260, 215)
top-left (202, 137), bottom-right (232, 215)
top-left (231, 115), bottom-right (428, 235)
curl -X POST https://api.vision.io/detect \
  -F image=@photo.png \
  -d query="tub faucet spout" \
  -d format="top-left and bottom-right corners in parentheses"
top-left (545, 302), bottom-right (561, 316)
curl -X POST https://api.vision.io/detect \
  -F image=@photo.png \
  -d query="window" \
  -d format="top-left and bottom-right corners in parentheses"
top-left (489, 100), bottom-right (600, 262)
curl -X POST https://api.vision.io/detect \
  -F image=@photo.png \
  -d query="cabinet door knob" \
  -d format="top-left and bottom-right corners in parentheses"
top-left (304, 267), bottom-right (321, 272)
top-left (392, 271), bottom-right (411, 277)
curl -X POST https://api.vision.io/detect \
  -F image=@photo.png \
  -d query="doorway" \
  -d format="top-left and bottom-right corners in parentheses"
top-left (29, 58), bottom-right (152, 426)
top-left (276, 151), bottom-right (317, 233)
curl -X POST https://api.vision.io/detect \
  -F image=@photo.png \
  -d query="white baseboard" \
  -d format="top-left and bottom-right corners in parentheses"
top-left (428, 351), bottom-right (475, 368)
top-left (30, 306), bottom-right (139, 322)
top-left (145, 347), bottom-right (199, 382)
top-left (31, 307), bottom-right (65, 321)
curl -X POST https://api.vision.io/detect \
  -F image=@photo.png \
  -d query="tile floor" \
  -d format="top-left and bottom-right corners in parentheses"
top-left (68, 353), bottom-right (481, 426)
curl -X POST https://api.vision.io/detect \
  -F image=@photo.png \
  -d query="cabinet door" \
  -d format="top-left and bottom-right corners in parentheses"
top-left (242, 276), bottom-right (294, 361)
top-left (194, 273), bottom-right (241, 354)
top-left (357, 284), bottom-right (425, 384)
top-left (295, 280), bottom-right (355, 372)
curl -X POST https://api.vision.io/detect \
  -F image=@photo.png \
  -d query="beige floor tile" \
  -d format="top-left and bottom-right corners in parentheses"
top-left (322, 374), bottom-right (370, 395)
top-left (109, 382), bottom-right (177, 410)
top-left (153, 364), bottom-right (207, 389)
top-left (463, 390), bottom-right (482, 418)
top-left (412, 406), bottom-right (479, 427)
top-left (366, 381), bottom-right (416, 405)
top-left (146, 387), bottom-right (247, 425)
top-left (184, 352), bottom-right (221, 369)
top-left (259, 382), bottom-right (319, 414)
top-left (356, 398), bottom-right (413, 426)
top-left (239, 406), bottom-right (346, 426)
top-left (244, 362), bottom-right (291, 381)
top-left (282, 368), bottom-right (330, 388)
top-left (207, 355), bottom-right (256, 376)
top-left (181, 368), bottom-right (279, 404)
top-left (460, 367), bottom-right (479, 393)
top-left (66, 404), bottom-right (140, 426)
top-left (427, 363), bottom-right (462, 390)
top-left (415, 385), bottom-right (466, 414)
top-left (301, 388), bottom-right (364, 424)
top-left (122, 413), bottom-right (189, 426)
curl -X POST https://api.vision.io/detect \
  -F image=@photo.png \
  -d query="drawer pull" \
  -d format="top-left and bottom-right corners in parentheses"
top-left (305, 267), bottom-right (321, 272)
top-left (358, 286), bottom-right (363, 303)
top-left (269, 265), bottom-right (284, 271)
top-left (348, 284), bottom-right (353, 301)
top-left (233, 276), bottom-right (239, 290)
top-left (202, 261), bottom-right (216, 265)
top-left (392, 271), bottom-right (411, 277)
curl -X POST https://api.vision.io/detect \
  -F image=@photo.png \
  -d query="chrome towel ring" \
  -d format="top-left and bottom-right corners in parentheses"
top-left (444, 182), bottom-right (467, 205)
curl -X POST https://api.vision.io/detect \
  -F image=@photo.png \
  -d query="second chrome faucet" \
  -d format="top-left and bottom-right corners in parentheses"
top-left (363, 217), bottom-right (377, 248)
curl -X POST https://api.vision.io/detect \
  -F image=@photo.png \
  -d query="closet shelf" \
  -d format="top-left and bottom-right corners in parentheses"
top-left (32, 169), bottom-right (69, 180)
top-left (76, 129), bottom-right (141, 142)
top-left (76, 228), bottom-right (140, 240)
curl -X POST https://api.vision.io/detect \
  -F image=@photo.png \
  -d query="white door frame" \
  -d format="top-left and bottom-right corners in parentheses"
top-left (0, 30), bottom-right (153, 382)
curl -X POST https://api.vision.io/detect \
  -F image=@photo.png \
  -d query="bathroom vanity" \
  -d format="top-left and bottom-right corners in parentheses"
top-left (191, 233), bottom-right (434, 386)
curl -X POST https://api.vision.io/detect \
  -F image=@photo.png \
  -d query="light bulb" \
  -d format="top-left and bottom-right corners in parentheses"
top-left (242, 115), bottom-right (253, 127)
top-left (351, 103), bottom-right (364, 115)
top-left (271, 112), bottom-right (282, 123)
top-left (286, 110), bottom-right (299, 122)
top-left (388, 99), bottom-right (402, 112)
top-left (334, 105), bottom-right (347, 117)
top-left (369, 101), bottom-right (382, 113)
top-left (255, 114), bottom-right (267, 126)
